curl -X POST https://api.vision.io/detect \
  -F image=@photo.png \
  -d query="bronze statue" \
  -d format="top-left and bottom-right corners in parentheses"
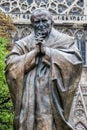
top-left (5, 8), bottom-right (82, 130)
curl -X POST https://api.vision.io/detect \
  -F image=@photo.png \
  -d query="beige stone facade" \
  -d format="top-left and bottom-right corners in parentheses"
top-left (0, 0), bottom-right (87, 129)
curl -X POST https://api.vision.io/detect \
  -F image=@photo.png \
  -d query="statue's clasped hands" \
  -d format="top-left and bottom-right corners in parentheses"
top-left (35, 35), bottom-right (45, 57)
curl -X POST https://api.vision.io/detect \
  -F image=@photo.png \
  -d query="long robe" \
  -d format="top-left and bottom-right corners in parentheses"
top-left (5, 28), bottom-right (82, 130)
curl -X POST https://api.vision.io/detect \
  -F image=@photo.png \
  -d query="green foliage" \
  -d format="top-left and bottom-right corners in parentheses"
top-left (0, 37), bottom-right (13, 130)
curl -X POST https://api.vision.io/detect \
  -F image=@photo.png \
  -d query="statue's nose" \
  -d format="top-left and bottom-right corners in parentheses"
top-left (39, 21), bottom-right (43, 26)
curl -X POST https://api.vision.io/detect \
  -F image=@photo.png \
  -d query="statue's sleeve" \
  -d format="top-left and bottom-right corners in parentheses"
top-left (42, 40), bottom-right (82, 120)
top-left (50, 42), bottom-right (82, 87)
top-left (43, 40), bottom-right (82, 86)
top-left (5, 42), bottom-right (36, 107)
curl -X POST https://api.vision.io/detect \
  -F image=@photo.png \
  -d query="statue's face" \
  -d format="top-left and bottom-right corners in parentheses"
top-left (32, 13), bottom-right (52, 38)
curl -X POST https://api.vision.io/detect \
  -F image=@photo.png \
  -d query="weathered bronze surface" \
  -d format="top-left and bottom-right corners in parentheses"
top-left (5, 8), bottom-right (82, 130)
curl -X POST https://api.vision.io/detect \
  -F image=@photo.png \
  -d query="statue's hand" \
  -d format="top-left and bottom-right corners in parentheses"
top-left (35, 39), bottom-right (45, 56)
top-left (35, 43), bottom-right (45, 56)
top-left (35, 44), bottom-right (40, 56)
top-left (35, 33), bottom-right (46, 56)
top-left (40, 44), bottom-right (45, 55)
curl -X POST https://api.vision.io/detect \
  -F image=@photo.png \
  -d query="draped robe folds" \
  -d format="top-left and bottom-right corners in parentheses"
top-left (5, 28), bottom-right (82, 130)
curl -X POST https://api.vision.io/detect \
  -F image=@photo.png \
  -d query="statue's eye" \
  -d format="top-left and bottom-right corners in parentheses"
top-left (42, 19), bottom-right (48, 23)
top-left (34, 20), bottom-right (40, 24)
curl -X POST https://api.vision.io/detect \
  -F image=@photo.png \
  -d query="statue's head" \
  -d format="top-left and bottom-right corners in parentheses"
top-left (30, 8), bottom-right (53, 38)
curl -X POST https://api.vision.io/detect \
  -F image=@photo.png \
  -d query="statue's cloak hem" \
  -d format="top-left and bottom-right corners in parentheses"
top-left (5, 28), bottom-right (82, 130)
